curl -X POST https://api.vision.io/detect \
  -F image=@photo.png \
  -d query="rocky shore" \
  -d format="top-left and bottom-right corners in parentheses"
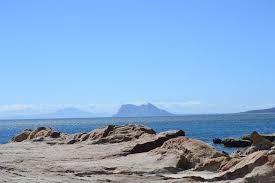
top-left (1, 124), bottom-right (275, 182)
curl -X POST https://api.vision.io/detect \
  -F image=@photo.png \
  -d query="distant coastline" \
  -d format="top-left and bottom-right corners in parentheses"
top-left (1, 103), bottom-right (275, 120)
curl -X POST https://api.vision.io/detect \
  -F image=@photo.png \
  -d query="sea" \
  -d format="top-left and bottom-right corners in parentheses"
top-left (1, 113), bottom-right (275, 153)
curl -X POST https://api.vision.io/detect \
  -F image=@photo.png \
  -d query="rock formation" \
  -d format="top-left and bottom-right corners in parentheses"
top-left (213, 132), bottom-right (275, 148)
top-left (1, 124), bottom-right (275, 182)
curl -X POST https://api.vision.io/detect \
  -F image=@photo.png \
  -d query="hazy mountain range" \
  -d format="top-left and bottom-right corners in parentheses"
top-left (0, 108), bottom-right (96, 120)
top-left (1, 104), bottom-right (275, 120)
top-left (0, 103), bottom-right (174, 119)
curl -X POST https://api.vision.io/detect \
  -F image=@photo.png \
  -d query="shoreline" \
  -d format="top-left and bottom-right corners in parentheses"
top-left (1, 124), bottom-right (275, 182)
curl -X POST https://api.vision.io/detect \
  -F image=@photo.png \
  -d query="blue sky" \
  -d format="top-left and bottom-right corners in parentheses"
top-left (0, 0), bottom-right (275, 116)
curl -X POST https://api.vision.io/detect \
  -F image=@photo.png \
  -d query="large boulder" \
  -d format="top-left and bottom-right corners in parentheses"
top-left (154, 137), bottom-right (225, 170)
top-left (86, 124), bottom-right (156, 144)
top-left (213, 150), bottom-right (269, 181)
top-left (10, 129), bottom-right (32, 142)
top-left (10, 127), bottom-right (62, 142)
top-left (195, 156), bottom-right (229, 171)
top-left (27, 127), bottom-right (53, 140)
top-left (251, 131), bottom-right (274, 150)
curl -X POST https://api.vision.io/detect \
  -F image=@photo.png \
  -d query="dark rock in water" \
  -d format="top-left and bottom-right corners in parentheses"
top-left (222, 138), bottom-right (252, 147)
top-left (240, 133), bottom-right (275, 142)
top-left (261, 134), bottom-right (275, 142)
top-left (240, 135), bottom-right (252, 142)
top-left (213, 138), bottom-right (222, 144)
top-left (215, 132), bottom-right (275, 150)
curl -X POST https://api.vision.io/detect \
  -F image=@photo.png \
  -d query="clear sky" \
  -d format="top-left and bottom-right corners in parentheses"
top-left (0, 0), bottom-right (275, 116)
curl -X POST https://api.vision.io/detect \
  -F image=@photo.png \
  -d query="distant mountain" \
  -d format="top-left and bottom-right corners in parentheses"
top-left (242, 107), bottom-right (275, 114)
top-left (1, 107), bottom-right (96, 119)
top-left (42, 107), bottom-right (95, 119)
top-left (113, 103), bottom-right (174, 117)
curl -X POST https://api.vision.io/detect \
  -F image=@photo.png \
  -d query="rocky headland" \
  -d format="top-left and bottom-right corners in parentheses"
top-left (1, 124), bottom-right (275, 182)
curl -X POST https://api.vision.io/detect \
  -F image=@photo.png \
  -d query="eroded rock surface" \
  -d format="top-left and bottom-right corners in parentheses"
top-left (1, 125), bottom-right (275, 183)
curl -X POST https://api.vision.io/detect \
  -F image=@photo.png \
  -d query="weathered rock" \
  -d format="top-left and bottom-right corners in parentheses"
top-left (267, 154), bottom-right (275, 168)
top-left (79, 133), bottom-right (90, 141)
top-left (195, 156), bottom-right (228, 171)
top-left (219, 157), bottom-right (241, 171)
top-left (155, 137), bottom-right (225, 170)
top-left (213, 150), bottom-right (269, 181)
top-left (5, 125), bottom-right (275, 183)
top-left (268, 150), bottom-right (275, 155)
top-left (240, 165), bottom-right (275, 183)
top-left (10, 129), bottom-right (32, 142)
top-left (222, 138), bottom-right (252, 147)
top-left (73, 133), bottom-right (87, 140)
top-left (88, 124), bottom-right (156, 144)
top-left (10, 127), bottom-right (64, 143)
top-left (129, 130), bottom-right (185, 154)
top-left (251, 131), bottom-right (274, 150)
top-left (27, 127), bottom-right (53, 140)
top-left (241, 146), bottom-right (259, 156)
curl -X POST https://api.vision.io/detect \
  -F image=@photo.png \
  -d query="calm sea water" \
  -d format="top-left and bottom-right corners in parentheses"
top-left (1, 113), bottom-right (275, 153)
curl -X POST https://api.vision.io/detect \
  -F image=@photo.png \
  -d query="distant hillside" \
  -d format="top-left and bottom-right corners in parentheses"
top-left (26, 108), bottom-right (95, 119)
top-left (113, 103), bottom-right (174, 117)
top-left (243, 107), bottom-right (275, 114)
top-left (42, 107), bottom-right (95, 118)
top-left (0, 107), bottom-right (98, 120)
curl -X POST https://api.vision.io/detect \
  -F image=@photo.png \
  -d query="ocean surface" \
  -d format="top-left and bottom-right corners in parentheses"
top-left (1, 113), bottom-right (275, 153)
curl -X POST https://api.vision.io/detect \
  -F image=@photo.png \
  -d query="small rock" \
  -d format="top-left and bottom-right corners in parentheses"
top-left (213, 138), bottom-right (222, 144)
top-left (222, 138), bottom-right (252, 147)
